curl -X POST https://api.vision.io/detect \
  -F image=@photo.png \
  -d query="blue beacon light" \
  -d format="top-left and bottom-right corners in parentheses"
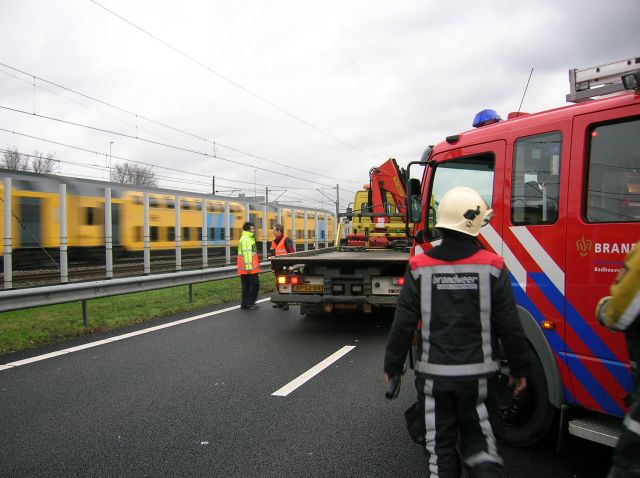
top-left (472, 109), bottom-right (502, 128)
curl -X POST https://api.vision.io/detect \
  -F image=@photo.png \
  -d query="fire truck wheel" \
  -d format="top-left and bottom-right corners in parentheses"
top-left (495, 347), bottom-right (556, 447)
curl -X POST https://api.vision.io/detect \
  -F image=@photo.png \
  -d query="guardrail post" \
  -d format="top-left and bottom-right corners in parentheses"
top-left (201, 198), bottom-right (208, 268)
top-left (188, 283), bottom-right (193, 303)
top-left (3, 177), bottom-right (12, 289)
top-left (263, 187), bottom-right (268, 260)
top-left (82, 299), bottom-right (88, 327)
top-left (105, 188), bottom-right (113, 279)
top-left (143, 192), bottom-right (150, 275)
top-left (303, 210), bottom-right (308, 252)
top-left (224, 201), bottom-right (231, 265)
top-left (59, 184), bottom-right (68, 283)
top-left (175, 194), bottom-right (181, 272)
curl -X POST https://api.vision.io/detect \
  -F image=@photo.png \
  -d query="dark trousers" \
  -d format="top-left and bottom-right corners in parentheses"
top-left (416, 376), bottom-right (504, 478)
top-left (608, 376), bottom-right (640, 478)
top-left (240, 273), bottom-right (259, 307)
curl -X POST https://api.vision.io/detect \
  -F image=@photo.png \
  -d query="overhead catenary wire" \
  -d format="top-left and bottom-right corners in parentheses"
top-left (0, 105), bottom-right (340, 189)
top-left (0, 62), bottom-right (363, 186)
top-left (0, 132), bottom-right (355, 198)
top-left (88, 0), bottom-right (380, 163)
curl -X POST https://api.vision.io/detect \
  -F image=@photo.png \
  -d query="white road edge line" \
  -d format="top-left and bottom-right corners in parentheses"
top-left (271, 345), bottom-right (356, 397)
top-left (0, 297), bottom-right (271, 372)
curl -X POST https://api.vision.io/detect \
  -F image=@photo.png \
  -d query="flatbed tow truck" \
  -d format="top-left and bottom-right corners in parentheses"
top-left (270, 158), bottom-right (419, 316)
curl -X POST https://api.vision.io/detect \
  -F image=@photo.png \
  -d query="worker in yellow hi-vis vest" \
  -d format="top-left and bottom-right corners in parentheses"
top-left (237, 222), bottom-right (261, 310)
top-left (596, 241), bottom-right (640, 478)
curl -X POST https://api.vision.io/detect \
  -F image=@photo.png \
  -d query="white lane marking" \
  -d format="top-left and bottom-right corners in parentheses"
top-left (510, 226), bottom-right (565, 294)
top-left (271, 345), bottom-right (356, 397)
top-left (0, 297), bottom-right (271, 372)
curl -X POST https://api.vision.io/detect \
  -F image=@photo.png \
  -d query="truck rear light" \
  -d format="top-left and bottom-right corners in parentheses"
top-left (277, 275), bottom-right (288, 285)
top-left (290, 275), bottom-right (301, 285)
top-left (393, 277), bottom-right (405, 286)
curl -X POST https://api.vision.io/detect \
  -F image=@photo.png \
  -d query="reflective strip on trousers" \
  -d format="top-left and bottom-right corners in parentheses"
top-left (464, 378), bottom-right (503, 468)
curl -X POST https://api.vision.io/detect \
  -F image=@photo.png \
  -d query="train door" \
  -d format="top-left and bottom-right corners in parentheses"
top-left (563, 110), bottom-right (640, 416)
top-left (19, 197), bottom-right (41, 248)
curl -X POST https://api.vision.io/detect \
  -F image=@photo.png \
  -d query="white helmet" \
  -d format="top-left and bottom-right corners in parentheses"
top-left (435, 187), bottom-right (493, 237)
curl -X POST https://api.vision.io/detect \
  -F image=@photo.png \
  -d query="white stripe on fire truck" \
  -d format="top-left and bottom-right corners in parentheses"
top-left (480, 224), bottom-right (527, 292)
top-left (510, 226), bottom-right (565, 295)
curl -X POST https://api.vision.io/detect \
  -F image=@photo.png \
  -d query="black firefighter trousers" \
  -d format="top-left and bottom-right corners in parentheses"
top-left (415, 376), bottom-right (504, 478)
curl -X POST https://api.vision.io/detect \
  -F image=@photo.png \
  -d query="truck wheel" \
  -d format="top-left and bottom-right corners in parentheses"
top-left (494, 347), bottom-right (556, 447)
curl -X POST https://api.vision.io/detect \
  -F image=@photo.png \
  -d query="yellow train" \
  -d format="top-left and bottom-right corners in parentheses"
top-left (0, 171), bottom-right (335, 267)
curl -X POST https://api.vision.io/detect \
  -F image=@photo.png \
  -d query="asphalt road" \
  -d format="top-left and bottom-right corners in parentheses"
top-left (0, 297), bottom-right (613, 477)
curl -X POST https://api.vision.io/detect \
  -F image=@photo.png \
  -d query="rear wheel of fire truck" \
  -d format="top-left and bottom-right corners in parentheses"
top-left (495, 347), bottom-right (556, 447)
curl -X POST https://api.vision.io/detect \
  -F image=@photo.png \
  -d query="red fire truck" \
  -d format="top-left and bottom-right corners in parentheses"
top-left (405, 57), bottom-right (640, 447)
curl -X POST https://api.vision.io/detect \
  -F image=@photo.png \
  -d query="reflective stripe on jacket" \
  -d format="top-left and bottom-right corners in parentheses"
top-left (237, 230), bottom-right (261, 275)
top-left (392, 248), bottom-right (528, 380)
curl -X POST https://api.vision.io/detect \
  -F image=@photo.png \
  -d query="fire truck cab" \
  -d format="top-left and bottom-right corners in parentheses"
top-left (409, 57), bottom-right (640, 447)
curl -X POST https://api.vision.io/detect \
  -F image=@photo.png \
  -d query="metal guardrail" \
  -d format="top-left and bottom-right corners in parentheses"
top-left (0, 262), bottom-right (272, 314)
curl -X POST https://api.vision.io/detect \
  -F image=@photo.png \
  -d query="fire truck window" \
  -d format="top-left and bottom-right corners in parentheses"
top-left (586, 118), bottom-right (640, 223)
top-left (430, 154), bottom-right (495, 238)
top-left (511, 132), bottom-right (561, 225)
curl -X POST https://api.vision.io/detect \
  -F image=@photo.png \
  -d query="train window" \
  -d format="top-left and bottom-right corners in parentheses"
top-left (133, 196), bottom-right (143, 205)
top-left (168, 227), bottom-right (175, 241)
top-left (183, 227), bottom-right (191, 241)
top-left (197, 227), bottom-right (202, 239)
top-left (586, 117), bottom-right (640, 222)
top-left (166, 198), bottom-right (175, 209)
top-left (511, 131), bottom-right (561, 225)
top-left (84, 207), bottom-right (101, 226)
top-left (181, 200), bottom-right (191, 210)
top-left (194, 202), bottom-right (203, 212)
top-left (150, 226), bottom-right (159, 242)
top-left (149, 197), bottom-right (159, 208)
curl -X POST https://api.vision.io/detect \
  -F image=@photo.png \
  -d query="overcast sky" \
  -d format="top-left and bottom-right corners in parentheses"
top-left (1, 0), bottom-right (639, 211)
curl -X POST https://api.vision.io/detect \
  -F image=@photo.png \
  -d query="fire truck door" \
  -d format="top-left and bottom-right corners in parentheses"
top-left (563, 110), bottom-right (640, 416)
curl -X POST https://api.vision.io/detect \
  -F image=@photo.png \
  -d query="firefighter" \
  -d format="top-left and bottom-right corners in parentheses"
top-left (237, 221), bottom-right (261, 310)
top-left (384, 186), bottom-right (529, 478)
top-left (269, 223), bottom-right (295, 310)
top-left (596, 242), bottom-right (640, 478)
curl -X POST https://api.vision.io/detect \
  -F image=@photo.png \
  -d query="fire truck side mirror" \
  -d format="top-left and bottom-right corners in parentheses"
top-left (408, 196), bottom-right (422, 223)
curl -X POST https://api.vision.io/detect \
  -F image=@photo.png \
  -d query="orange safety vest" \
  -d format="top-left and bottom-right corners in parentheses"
top-left (271, 235), bottom-right (291, 256)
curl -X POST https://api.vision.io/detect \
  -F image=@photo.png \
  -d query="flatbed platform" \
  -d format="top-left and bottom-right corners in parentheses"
top-left (272, 248), bottom-right (409, 264)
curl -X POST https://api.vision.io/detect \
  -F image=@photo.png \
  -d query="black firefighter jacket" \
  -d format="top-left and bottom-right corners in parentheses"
top-left (384, 234), bottom-right (529, 381)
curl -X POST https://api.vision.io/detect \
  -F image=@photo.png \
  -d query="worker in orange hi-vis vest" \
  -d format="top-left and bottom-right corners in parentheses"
top-left (237, 222), bottom-right (261, 310)
top-left (269, 223), bottom-right (295, 310)
top-left (596, 241), bottom-right (640, 478)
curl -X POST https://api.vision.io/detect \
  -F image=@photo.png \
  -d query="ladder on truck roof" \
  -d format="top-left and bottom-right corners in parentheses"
top-left (566, 56), bottom-right (640, 103)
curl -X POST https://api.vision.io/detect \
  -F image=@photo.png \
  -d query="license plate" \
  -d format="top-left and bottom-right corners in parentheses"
top-left (292, 284), bottom-right (323, 293)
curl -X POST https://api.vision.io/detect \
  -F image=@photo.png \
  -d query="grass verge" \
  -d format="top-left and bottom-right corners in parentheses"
top-left (0, 273), bottom-right (275, 356)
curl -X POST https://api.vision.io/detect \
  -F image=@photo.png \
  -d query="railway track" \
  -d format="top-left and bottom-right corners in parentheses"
top-left (2, 257), bottom-right (232, 289)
